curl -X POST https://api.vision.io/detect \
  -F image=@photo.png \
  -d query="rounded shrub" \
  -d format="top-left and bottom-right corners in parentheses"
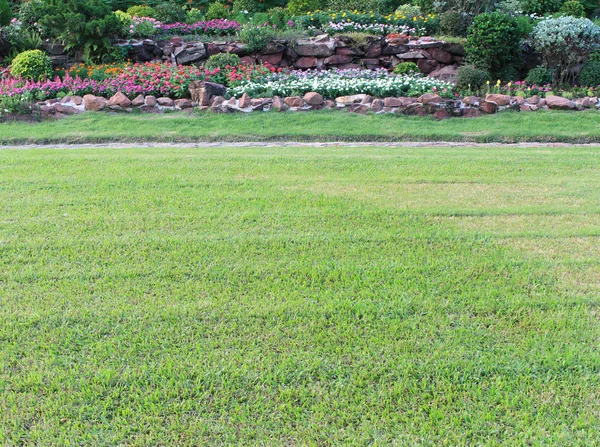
top-left (205, 2), bottom-right (229, 20)
top-left (559, 0), bottom-right (586, 17)
top-left (395, 4), bottom-right (422, 16)
top-left (465, 12), bottom-right (521, 80)
top-left (205, 52), bottom-right (241, 70)
top-left (439, 11), bottom-right (466, 36)
top-left (126, 5), bottom-right (157, 18)
top-left (154, 3), bottom-right (187, 23)
top-left (10, 49), bottom-right (52, 80)
top-left (267, 7), bottom-right (289, 28)
top-left (521, 0), bottom-right (563, 15)
top-left (393, 62), bottom-right (420, 75)
top-left (287, 0), bottom-right (324, 15)
top-left (327, 0), bottom-right (386, 14)
top-left (525, 66), bottom-right (552, 85)
top-left (233, 0), bottom-right (261, 13)
top-left (455, 64), bottom-right (490, 91)
top-left (578, 60), bottom-right (600, 86)
top-left (186, 8), bottom-right (204, 23)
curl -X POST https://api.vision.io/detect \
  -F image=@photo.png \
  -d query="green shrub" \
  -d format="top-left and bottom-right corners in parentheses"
top-left (521, 0), bottom-right (563, 15)
top-left (238, 24), bottom-right (276, 52)
top-left (495, 0), bottom-right (523, 16)
top-left (393, 62), bottom-right (420, 75)
top-left (250, 12), bottom-right (269, 24)
top-left (233, 0), bottom-right (260, 13)
top-left (205, 2), bottom-right (229, 20)
top-left (287, 0), bottom-right (323, 15)
top-left (439, 11), bottom-right (466, 37)
top-left (186, 8), bottom-right (204, 23)
top-left (154, 2), bottom-right (187, 23)
top-left (395, 4), bottom-right (422, 16)
top-left (38, 0), bottom-right (123, 62)
top-left (115, 10), bottom-right (132, 26)
top-left (267, 7), bottom-right (289, 28)
top-left (559, 0), bottom-right (586, 17)
top-left (532, 17), bottom-right (600, 85)
top-left (204, 52), bottom-right (241, 70)
top-left (525, 66), bottom-right (552, 85)
top-left (10, 49), bottom-right (52, 80)
top-left (0, 0), bottom-right (11, 26)
top-left (412, 0), bottom-right (433, 13)
top-left (126, 4), bottom-right (156, 17)
top-left (455, 64), bottom-right (490, 91)
top-left (465, 12), bottom-right (522, 80)
top-left (18, 0), bottom-right (43, 30)
top-left (578, 60), bottom-right (600, 86)
top-left (327, 0), bottom-right (386, 14)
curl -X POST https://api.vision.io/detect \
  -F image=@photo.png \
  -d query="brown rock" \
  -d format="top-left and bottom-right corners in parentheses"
top-left (132, 94), bottom-right (145, 107)
top-left (175, 98), bottom-right (193, 109)
top-left (295, 40), bottom-right (334, 57)
top-left (418, 93), bottom-right (442, 104)
top-left (402, 103), bottom-right (428, 116)
top-left (384, 97), bottom-right (404, 107)
top-left (485, 94), bottom-right (511, 106)
top-left (462, 96), bottom-right (479, 106)
top-left (514, 96), bottom-right (525, 105)
top-left (429, 48), bottom-right (453, 64)
top-left (83, 94), bottom-right (107, 111)
top-left (347, 104), bottom-right (369, 114)
top-left (145, 95), bottom-right (157, 107)
top-left (258, 52), bottom-right (283, 65)
top-left (428, 65), bottom-right (459, 83)
top-left (54, 103), bottom-right (81, 115)
top-left (272, 96), bottom-right (284, 112)
top-left (545, 95), bottom-right (575, 110)
top-left (462, 108), bottom-right (482, 118)
top-left (480, 101), bottom-right (497, 114)
top-left (157, 97), bottom-right (174, 107)
top-left (107, 92), bottom-right (131, 108)
top-left (525, 95), bottom-right (541, 105)
top-left (295, 57), bottom-right (317, 68)
top-left (324, 54), bottom-right (353, 65)
top-left (71, 96), bottom-right (83, 106)
top-left (238, 93), bottom-right (251, 108)
top-left (416, 58), bottom-right (438, 74)
top-left (284, 96), bottom-right (303, 108)
top-left (325, 99), bottom-right (336, 109)
top-left (433, 109), bottom-right (451, 119)
top-left (303, 92), bottom-right (324, 106)
top-left (336, 94), bottom-right (367, 105)
top-left (371, 99), bottom-right (384, 112)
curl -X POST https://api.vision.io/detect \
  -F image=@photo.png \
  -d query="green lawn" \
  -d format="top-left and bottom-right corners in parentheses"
top-left (2, 109), bottom-right (600, 143)
top-left (1, 145), bottom-right (599, 445)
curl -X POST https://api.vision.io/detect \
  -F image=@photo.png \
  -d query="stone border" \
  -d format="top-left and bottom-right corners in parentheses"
top-left (35, 90), bottom-right (599, 120)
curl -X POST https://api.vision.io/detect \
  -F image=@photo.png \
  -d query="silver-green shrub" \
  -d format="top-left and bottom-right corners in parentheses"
top-left (531, 16), bottom-right (600, 86)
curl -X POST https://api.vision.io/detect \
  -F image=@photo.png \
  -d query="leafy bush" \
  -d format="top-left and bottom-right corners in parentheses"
top-left (465, 12), bottom-right (521, 80)
top-left (18, 0), bottom-right (44, 31)
top-left (433, 0), bottom-right (494, 14)
top-left (204, 52), bottom-right (241, 70)
top-left (578, 60), bottom-right (600, 86)
top-left (439, 11), bottom-right (466, 36)
top-left (393, 61), bottom-right (419, 74)
top-left (154, 2), bottom-right (187, 23)
top-left (455, 64), bottom-right (489, 91)
top-left (205, 2), bottom-right (229, 20)
top-left (521, 0), bottom-right (563, 15)
top-left (38, 0), bottom-right (123, 62)
top-left (233, 0), bottom-right (260, 13)
top-left (115, 10), bottom-right (132, 26)
top-left (395, 4), bottom-right (422, 16)
top-left (186, 8), bottom-right (204, 23)
top-left (0, 0), bottom-right (11, 26)
top-left (525, 66), bottom-right (552, 85)
top-left (238, 24), bottom-right (276, 52)
top-left (10, 49), bottom-right (52, 80)
top-left (267, 7), bottom-right (289, 28)
top-left (327, 0), bottom-right (387, 14)
top-left (287, 0), bottom-right (323, 16)
top-left (532, 17), bottom-right (600, 85)
top-left (559, 0), bottom-right (586, 17)
top-left (126, 5), bottom-right (157, 18)
top-left (495, 0), bottom-right (523, 16)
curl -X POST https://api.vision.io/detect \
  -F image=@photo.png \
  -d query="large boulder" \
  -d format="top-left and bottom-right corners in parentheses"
top-left (485, 94), bottom-right (512, 106)
top-left (428, 65), bottom-right (459, 84)
top-left (545, 95), bottom-right (575, 110)
top-left (175, 42), bottom-right (207, 65)
top-left (294, 39), bottom-right (335, 57)
top-left (83, 95), bottom-right (107, 111)
top-left (107, 92), bottom-right (131, 108)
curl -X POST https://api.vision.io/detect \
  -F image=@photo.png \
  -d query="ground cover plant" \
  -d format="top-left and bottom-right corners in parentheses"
top-left (0, 144), bottom-right (599, 445)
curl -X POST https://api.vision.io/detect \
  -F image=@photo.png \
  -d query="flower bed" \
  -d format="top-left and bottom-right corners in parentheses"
top-left (228, 68), bottom-right (453, 99)
top-left (129, 17), bottom-right (241, 38)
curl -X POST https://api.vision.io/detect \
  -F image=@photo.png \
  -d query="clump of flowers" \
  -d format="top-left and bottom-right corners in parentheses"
top-left (129, 16), bottom-right (162, 38)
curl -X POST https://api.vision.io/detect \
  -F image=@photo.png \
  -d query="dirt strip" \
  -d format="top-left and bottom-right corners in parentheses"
top-left (2, 141), bottom-right (600, 150)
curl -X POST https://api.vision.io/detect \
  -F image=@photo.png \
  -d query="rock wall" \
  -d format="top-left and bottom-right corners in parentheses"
top-left (116, 35), bottom-right (464, 82)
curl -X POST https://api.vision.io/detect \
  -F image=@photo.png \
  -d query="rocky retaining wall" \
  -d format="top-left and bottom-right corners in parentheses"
top-left (36, 89), bottom-right (598, 120)
top-left (115, 35), bottom-right (464, 81)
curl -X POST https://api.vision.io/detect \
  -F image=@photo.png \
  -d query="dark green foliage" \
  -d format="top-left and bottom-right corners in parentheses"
top-left (455, 64), bottom-right (490, 91)
top-left (154, 2), bottom-right (187, 23)
top-left (393, 61), bottom-right (420, 74)
top-left (465, 12), bottom-right (522, 80)
top-left (238, 24), bottom-right (276, 52)
top-left (267, 7), bottom-right (289, 28)
top-left (233, 0), bottom-right (260, 13)
top-left (525, 66), bottom-right (552, 85)
top-left (205, 1), bottom-right (229, 20)
top-left (439, 11), bottom-right (466, 36)
top-left (38, 0), bottom-right (123, 62)
top-left (10, 49), bottom-right (52, 80)
top-left (327, 0), bottom-right (387, 14)
top-left (521, 0), bottom-right (563, 15)
top-left (578, 60), bottom-right (600, 86)
top-left (559, 0), bottom-right (586, 17)
top-left (204, 52), bottom-right (241, 70)
top-left (287, 0), bottom-right (323, 16)
top-left (0, 0), bottom-right (11, 26)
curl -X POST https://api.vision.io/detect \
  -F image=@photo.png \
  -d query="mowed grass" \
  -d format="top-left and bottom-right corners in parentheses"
top-left (2, 109), bottom-right (600, 143)
top-left (1, 146), bottom-right (599, 446)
